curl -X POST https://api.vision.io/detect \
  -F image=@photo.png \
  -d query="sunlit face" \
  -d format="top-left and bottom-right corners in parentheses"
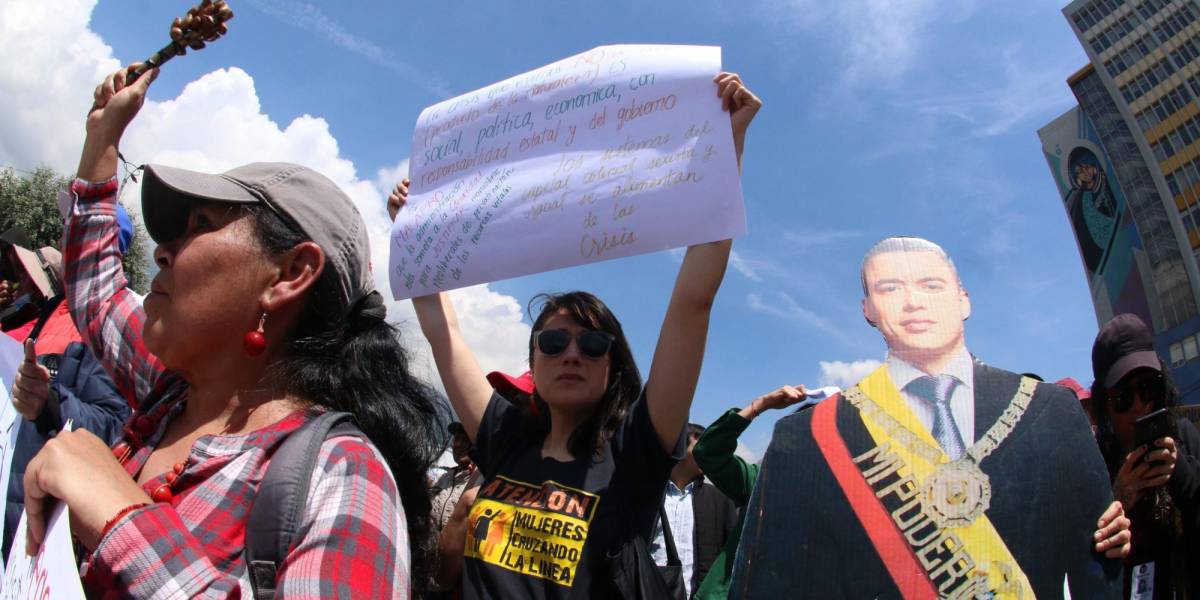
top-left (143, 202), bottom-right (276, 369)
top-left (530, 310), bottom-right (611, 416)
top-left (861, 250), bottom-right (970, 364)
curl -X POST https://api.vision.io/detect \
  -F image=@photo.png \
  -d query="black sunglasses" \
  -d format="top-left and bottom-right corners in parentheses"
top-left (534, 329), bottom-right (615, 359)
top-left (1111, 372), bottom-right (1164, 413)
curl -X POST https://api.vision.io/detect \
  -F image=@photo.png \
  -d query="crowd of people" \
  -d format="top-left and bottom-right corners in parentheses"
top-left (0, 60), bottom-right (1195, 599)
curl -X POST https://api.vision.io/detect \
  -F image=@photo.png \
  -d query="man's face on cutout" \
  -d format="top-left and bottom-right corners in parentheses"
top-left (861, 250), bottom-right (970, 363)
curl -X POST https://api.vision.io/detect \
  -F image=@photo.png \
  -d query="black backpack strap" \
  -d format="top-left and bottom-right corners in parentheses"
top-left (245, 411), bottom-right (362, 600)
top-left (657, 505), bottom-right (681, 567)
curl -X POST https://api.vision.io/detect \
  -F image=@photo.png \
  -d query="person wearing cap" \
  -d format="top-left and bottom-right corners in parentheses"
top-left (1091, 313), bottom-right (1200, 598)
top-left (0, 228), bottom-right (40, 330)
top-left (392, 73), bottom-right (759, 598)
top-left (429, 371), bottom-right (535, 595)
top-left (0, 231), bottom-right (66, 346)
top-left (733, 236), bottom-right (1128, 598)
top-left (22, 63), bottom-right (444, 598)
top-left (1056, 376), bottom-right (1097, 431)
top-left (5, 235), bottom-right (135, 563)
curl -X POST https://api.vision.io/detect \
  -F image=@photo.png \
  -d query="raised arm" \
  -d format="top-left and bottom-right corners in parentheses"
top-left (390, 180), bottom-right (494, 441)
top-left (64, 64), bottom-right (167, 407)
top-left (644, 73), bottom-right (760, 451)
top-left (694, 385), bottom-right (807, 504)
top-left (411, 293), bottom-right (496, 441)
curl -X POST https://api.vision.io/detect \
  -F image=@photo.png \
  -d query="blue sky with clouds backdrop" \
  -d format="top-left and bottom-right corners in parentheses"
top-left (1, 0), bottom-right (1102, 457)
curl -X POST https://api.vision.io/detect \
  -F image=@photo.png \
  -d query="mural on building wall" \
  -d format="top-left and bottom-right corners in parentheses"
top-left (1040, 107), bottom-right (1154, 329)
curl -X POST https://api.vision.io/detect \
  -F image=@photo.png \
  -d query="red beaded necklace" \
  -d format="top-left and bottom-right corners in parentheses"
top-left (111, 398), bottom-right (189, 504)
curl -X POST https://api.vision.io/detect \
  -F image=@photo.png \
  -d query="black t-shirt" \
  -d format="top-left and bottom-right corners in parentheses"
top-left (463, 389), bottom-right (683, 599)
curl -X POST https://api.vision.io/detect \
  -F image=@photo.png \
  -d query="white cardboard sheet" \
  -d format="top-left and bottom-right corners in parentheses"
top-left (0, 504), bottom-right (84, 599)
top-left (0, 335), bottom-right (25, 573)
top-left (390, 44), bottom-right (745, 299)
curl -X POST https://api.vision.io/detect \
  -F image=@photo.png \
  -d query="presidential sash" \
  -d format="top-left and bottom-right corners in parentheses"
top-left (812, 366), bottom-right (1035, 599)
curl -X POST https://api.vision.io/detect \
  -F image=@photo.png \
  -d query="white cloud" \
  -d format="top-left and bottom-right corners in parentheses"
top-left (243, 0), bottom-right (451, 98)
top-left (759, 0), bottom-right (972, 86)
top-left (729, 250), bottom-right (762, 281)
top-left (817, 359), bottom-right (883, 388)
top-left (733, 441), bottom-right (758, 465)
top-left (0, 0), bottom-right (120, 174)
top-left (747, 291), bottom-right (854, 344)
top-left (729, 249), bottom-right (788, 282)
top-left (0, 0), bottom-right (529, 389)
top-left (783, 228), bottom-right (864, 250)
top-left (888, 44), bottom-right (1081, 137)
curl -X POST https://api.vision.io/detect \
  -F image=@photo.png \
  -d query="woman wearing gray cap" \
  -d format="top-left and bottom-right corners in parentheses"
top-left (21, 64), bottom-right (442, 598)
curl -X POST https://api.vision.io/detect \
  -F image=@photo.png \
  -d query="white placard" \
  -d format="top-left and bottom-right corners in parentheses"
top-left (390, 44), bottom-right (745, 299)
top-left (0, 335), bottom-right (25, 572)
top-left (0, 504), bottom-right (84, 599)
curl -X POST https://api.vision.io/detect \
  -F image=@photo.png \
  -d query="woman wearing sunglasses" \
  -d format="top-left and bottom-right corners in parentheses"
top-left (1090, 314), bottom-right (1200, 598)
top-left (392, 73), bottom-right (759, 598)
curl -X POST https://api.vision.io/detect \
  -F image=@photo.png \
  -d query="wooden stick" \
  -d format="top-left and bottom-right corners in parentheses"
top-left (128, 0), bottom-right (234, 84)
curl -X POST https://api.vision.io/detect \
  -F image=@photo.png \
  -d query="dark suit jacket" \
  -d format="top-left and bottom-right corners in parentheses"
top-left (688, 480), bottom-right (738, 594)
top-left (729, 362), bottom-right (1121, 599)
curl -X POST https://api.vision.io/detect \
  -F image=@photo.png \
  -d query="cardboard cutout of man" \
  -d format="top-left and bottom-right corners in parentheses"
top-left (730, 237), bottom-right (1120, 599)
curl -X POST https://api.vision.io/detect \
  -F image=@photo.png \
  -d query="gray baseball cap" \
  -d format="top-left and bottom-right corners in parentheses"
top-left (141, 162), bottom-right (376, 313)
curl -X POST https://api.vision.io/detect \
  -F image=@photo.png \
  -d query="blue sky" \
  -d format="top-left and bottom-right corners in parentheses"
top-left (2, 0), bottom-right (1100, 456)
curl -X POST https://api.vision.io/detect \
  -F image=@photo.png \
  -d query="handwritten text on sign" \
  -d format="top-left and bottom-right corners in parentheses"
top-left (0, 505), bottom-right (84, 599)
top-left (389, 45), bottom-right (745, 299)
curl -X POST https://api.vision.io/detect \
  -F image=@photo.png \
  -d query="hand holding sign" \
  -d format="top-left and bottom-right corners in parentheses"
top-left (1, 503), bottom-right (84, 600)
top-left (714, 72), bottom-right (762, 171)
top-left (23, 429), bottom-right (150, 554)
top-left (11, 341), bottom-right (48, 422)
top-left (387, 178), bottom-right (411, 222)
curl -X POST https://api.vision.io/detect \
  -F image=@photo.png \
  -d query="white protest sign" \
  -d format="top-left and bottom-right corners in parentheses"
top-left (0, 505), bottom-right (84, 599)
top-left (389, 45), bottom-right (745, 299)
top-left (0, 334), bottom-right (25, 572)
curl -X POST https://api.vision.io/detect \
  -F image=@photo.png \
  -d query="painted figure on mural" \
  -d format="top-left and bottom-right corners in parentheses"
top-left (1066, 146), bottom-right (1121, 276)
top-left (730, 237), bottom-right (1125, 599)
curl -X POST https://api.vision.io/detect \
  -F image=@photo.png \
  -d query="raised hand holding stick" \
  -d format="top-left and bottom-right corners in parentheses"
top-left (127, 0), bottom-right (235, 85)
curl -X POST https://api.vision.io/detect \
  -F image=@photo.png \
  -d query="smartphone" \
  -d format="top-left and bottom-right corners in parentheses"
top-left (1134, 408), bottom-right (1178, 462)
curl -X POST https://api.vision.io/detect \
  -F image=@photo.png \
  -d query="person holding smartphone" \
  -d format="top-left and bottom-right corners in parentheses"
top-left (1091, 313), bottom-right (1200, 598)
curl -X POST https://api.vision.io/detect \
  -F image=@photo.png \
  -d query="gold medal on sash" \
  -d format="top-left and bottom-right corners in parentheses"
top-left (922, 458), bottom-right (991, 529)
top-left (846, 376), bottom-right (1036, 529)
top-left (845, 369), bottom-right (1039, 598)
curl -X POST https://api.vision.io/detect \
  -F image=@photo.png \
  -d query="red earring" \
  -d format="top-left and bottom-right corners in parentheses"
top-left (243, 312), bottom-right (267, 357)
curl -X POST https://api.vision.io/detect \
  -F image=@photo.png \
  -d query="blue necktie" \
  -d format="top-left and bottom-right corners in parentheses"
top-left (906, 374), bottom-right (966, 460)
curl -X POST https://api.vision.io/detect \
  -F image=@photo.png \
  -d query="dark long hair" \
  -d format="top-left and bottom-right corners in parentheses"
top-left (246, 206), bottom-right (447, 595)
top-left (526, 291), bottom-right (642, 458)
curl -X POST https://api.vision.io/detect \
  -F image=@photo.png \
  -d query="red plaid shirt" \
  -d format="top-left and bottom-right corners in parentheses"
top-left (63, 178), bottom-right (409, 599)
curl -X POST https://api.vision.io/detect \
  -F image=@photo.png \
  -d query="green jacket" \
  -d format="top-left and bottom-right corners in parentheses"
top-left (690, 409), bottom-right (757, 599)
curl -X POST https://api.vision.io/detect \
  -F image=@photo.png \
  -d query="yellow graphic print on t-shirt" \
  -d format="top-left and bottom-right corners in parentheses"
top-left (465, 475), bottom-right (600, 587)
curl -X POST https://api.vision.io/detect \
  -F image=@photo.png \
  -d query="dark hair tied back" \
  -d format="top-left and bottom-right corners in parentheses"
top-left (246, 205), bottom-right (449, 595)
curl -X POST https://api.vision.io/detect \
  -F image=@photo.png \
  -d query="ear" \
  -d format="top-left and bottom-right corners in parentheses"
top-left (261, 241), bottom-right (325, 313)
top-left (959, 288), bottom-right (971, 322)
top-left (862, 297), bottom-right (878, 328)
